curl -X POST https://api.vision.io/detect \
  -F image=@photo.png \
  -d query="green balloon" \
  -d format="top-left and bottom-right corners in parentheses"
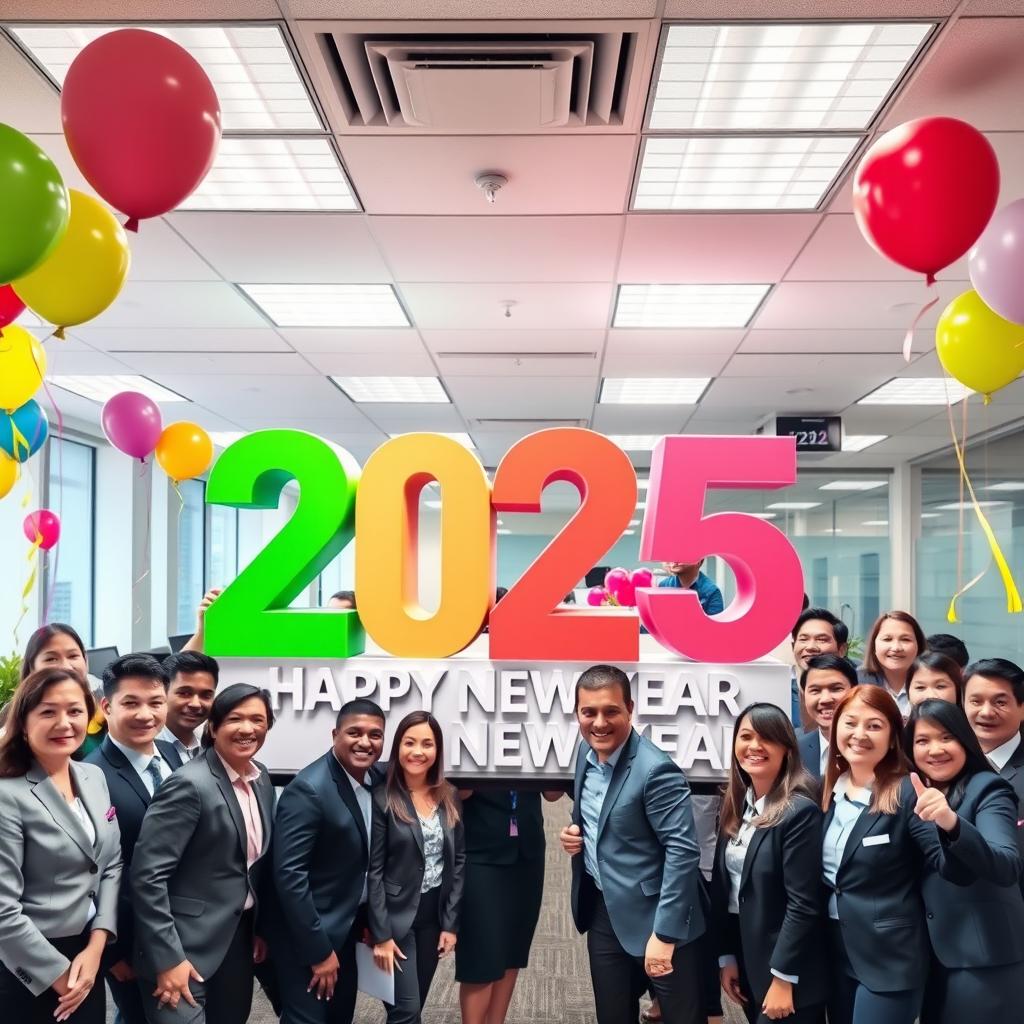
top-left (0, 123), bottom-right (70, 284)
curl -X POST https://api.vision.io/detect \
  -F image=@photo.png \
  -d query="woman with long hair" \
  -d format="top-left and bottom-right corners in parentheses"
top-left (907, 653), bottom-right (963, 709)
top-left (712, 703), bottom-right (826, 1023)
top-left (904, 700), bottom-right (1024, 1024)
top-left (0, 668), bottom-right (122, 1023)
top-left (368, 711), bottom-right (465, 1024)
top-left (820, 685), bottom-right (980, 1024)
top-left (857, 611), bottom-right (926, 718)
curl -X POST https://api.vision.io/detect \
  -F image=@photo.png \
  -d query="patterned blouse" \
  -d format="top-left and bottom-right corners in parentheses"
top-left (420, 810), bottom-right (444, 893)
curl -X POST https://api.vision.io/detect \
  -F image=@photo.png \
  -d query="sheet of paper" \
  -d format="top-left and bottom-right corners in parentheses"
top-left (356, 942), bottom-right (395, 1004)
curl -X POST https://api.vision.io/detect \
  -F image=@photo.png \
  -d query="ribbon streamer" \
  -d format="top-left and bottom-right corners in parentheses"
top-left (133, 460), bottom-right (153, 626)
top-left (902, 282), bottom-right (940, 362)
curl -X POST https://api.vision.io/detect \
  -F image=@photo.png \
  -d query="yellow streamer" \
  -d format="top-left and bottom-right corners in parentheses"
top-left (9, 420), bottom-right (30, 463)
top-left (14, 535), bottom-right (42, 640)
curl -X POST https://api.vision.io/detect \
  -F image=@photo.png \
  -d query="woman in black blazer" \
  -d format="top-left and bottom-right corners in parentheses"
top-left (711, 703), bottom-right (826, 1023)
top-left (904, 699), bottom-right (1024, 1024)
top-left (820, 686), bottom-right (987, 1024)
top-left (369, 711), bottom-right (465, 1024)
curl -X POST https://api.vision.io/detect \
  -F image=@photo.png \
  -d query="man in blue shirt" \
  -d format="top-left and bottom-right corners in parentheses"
top-left (658, 560), bottom-right (724, 615)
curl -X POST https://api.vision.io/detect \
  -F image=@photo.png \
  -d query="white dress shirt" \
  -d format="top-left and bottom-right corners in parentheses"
top-left (70, 796), bottom-right (98, 921)
top-left (987, 733), bottom-right (1022, 772)
top-left (818, 730), bottom-right (830, 777)
top-left (158, 725), bottom-right (201, 763)
top-left (336, 756), bottom-right (372, 903)
top-left (109, 737), bottom-right (171, 796)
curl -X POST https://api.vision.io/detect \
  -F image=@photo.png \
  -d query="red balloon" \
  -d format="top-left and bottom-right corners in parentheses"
top-left (853, 117), bottom-right (999, 283)
top-left (0, 284), bottom-right (25, 329)
top-left (61, 29), bottom-right (221, 229)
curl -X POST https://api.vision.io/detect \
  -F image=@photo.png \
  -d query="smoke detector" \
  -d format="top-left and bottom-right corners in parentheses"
top-left (475, 173), bottom-right (508, 204)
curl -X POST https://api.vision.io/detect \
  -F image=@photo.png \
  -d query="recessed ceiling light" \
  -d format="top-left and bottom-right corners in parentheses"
top-left (11, 24), bottom-right (323, 131)
top-left (613, 284), bottom-right (769, 328)
top-left (600, 377), bottom-right (711, 404)
top-left (606, 435), bottom-right (663, 451)
top-left (497, 528), bottom-right (511, 535)
top-left (767, 501), bottom-right (821, 510)
top-left (821, 528), bottom-right (844, 534)
top-left (635, 135), bottom-right (858, 211)
top-left (389, 431), bottom-right (475, 449)
top-left (623, 529), bottom-right (637, 535)
top-left (497, 518), bottom-right (504, 526)
top-left (935, 501), bottom-right (1009, 511)
top-left (842, 434), bottom-right (887, 452)
top-left (637, 480), bottom-right (649, 491)
top-left (424, 500), bottom-right (442, 509)
top-left (179, 138), bottom-right (358, 212)
top-left (747, 511), bottom-right (777, 519)
top-left (861, 519), bottom-right (889, 526)
top-left (629, 519), bottom-right (640, 526)
top-left (920, 513), bottom-right (942, 518)
top-left (240, 284), bottom-right (409, 328)
top-left (858, 379), bottom-right (973, 406)
top-left (636, 502), bottom-right (647, 510)
top-left (209, 431), bottom-right (246, 448)
top-left (51, 375), bottom-right (189, 403)
top-left (983, 481), bottom-right (1024, 492)
top-left (818, 480), bottom-right (887, 491)
top-left (650, 22), bottom-right (932, 131)
top-left (332, 377), bottom-right (449, 404)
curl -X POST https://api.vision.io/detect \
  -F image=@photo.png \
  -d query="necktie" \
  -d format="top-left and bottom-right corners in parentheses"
top-left (146, 756), bottom-right (164, 795)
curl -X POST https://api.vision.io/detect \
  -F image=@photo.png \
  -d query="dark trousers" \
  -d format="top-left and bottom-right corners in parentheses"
top-left (276, 905), bottom-right (369, 1024)
top-left (0, 931), bottom-right (106, 1024)
top-left (387, 887), bottom-right (442, 1024)
top-left (107, 968), bottom-right (147, 1024)
top-left (141, 910), bottom-right (255, 1024)
top-left (826, 923), bottom-right (921, 1024)
top-left (586, 888), bottom-right (701, 1024)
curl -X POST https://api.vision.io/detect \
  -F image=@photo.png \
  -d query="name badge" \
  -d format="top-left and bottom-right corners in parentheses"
top-left (862, 834), bottom-right (890, 847)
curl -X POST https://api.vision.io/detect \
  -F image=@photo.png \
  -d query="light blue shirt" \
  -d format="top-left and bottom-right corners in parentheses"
top-left (109, 736), bottom-right (171, 797)
top-left (822, 774), bottom-right (871, 920)
top-left (580, 741), bottom-right (626, 891)
top-left (336, 757), bottom-right (373, 903)
top-left (158, 725), bottom-right (201, 763)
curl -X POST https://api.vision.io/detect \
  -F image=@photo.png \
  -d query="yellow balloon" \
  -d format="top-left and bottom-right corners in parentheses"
top-left (936, 290), bottom-right (1024, 399)
top-left (0, 453), bottom-right (18, 500)
top-left (156, 422), bottom-right (213, 483)
top-left (13, 189), bottom-right (130, 334)
top-left (0, 325), bottom-right (46, 411)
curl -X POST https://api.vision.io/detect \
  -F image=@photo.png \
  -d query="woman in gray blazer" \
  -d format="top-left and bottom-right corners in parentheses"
top-left (0, 667), bottom-right (122, 1023)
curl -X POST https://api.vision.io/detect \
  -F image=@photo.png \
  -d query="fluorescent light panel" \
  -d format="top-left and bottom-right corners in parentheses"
top-left (983, 482), bottom-right (1024, 492)
top-left (858, 378), bottom-right (973, 406)
top-left (767, 501), bottom-right (821, 510)
top-left (650, 22), bottom-right (931, 131)
top-left (51, 375), bottom-right (188, 403)
top-left (861, 519), bottom-right (889, 526)
top-left (389, 431), bottom-right (475, 449)
top-left (613, 284), bottom-right (769, 328)
top-left (12, 24), bottom-right (322, 131)
top-left (180, 138), bottom-right (357, 211)
top-left (606, 435), bottom-right (663, 451)
top-left (209, 431), bottom-right (246, 448)
top-left (747, 512), bottom-right (777, 519)
top-left (842, 434), bottom-right (887, 452)
top-left (818, 480), bottom-right (887, 491)
top-left (241, 284), bottom-right (409, 328)
top-left (600, 377), bottom-right (711, 404)
top-left (332, 377), bottom-right (449, 404)
top-left (635, 136), bottom-right (858, 210)
top-left (935, 501), bottom-right (1009, 511)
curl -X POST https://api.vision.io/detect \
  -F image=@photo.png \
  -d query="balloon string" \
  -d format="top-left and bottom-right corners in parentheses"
top-left (15, 536), bottom-right (42, 643)
top-left (943, 384), bottom-right (1022, 621)
top-left (955, 400), bottom-right (966, 611)
top-left (133, 460), bottom-right (153, 626)
top-left (13, 463), bottom-right (35, 647)
top-left (39, 374), bottom-right (65, 626)
top-left (903, 283), bottom-right (939, 362)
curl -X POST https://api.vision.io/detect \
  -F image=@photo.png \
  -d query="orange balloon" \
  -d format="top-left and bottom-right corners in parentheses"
top-left (155, 421), bottom-right (213, 482)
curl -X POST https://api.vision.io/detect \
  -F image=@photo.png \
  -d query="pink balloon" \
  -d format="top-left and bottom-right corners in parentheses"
top-left (604, 567), bottom-right (636, 607)
top-left (24, 508), bottom-right (60, 550)
top-left (586, 586), bottom-right (608, 607)
top-left (969, 198), bottom-right (1024, 325)
top-left (101, 390), bottom-right (163, 460)
top-left (631, 567), bottom-right (654, 590)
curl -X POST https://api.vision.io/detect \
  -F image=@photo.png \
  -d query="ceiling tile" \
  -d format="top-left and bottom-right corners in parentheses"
top-left (421, 328), bottom-right (605, 354)
top-left (400, 283), bottom-right (614, 329)
top-left (278, 327), bottom-right (422, 354)
top-left (359, 405), bottom-right (468, 433)
top-left (303, 350), bottom-right (437, 375)
top-left (369, 216), bottom-right (622, 282)
top-left (45, 348), bottom-right (133, 376)
top-left (437, 353), bottom-right (599, 378)
top-left (591, 405), bottom-right (688, 432)
top-left (338, 136), bottom-right (637, 215)
top-left (113, 351), bottom-right (317, 376)
top-left (740, 328), bottom-right (932, 354)
top-left (722, 352), bottom-right (910, 379)
top-left (700, 376), bottom-right (872, 412)
top-left (72, 327), bottom-right (290, 353)
top-left (89, 282), bottom-right (270, 329)
top-left (444, 375), bottom-right (597, 419)
top-left (0, 33), bottom-right (60, 133)
top-left (167, 213), bottom-right (391, 283)
top-left (619, 214), bottom-right (816, 282)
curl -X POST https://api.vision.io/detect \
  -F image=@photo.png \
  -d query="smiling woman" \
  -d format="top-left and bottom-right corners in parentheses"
top-left (857, 611), bottom-right (927, 717)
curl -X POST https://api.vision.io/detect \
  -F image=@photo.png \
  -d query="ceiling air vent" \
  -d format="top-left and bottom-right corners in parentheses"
top-left (311, 28), bottom-right (640, 131)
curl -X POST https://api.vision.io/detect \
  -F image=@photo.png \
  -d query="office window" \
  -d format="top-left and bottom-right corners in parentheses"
top-left (176, 479), bottom-right (205, 634)
top-left (44, 438), bottom-right (95, 644)
top-left (207, 503), bottom-right (238, 590)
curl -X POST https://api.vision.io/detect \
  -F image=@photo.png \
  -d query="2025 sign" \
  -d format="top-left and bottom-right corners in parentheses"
top-left (202, 429), bottom-right (805, 665)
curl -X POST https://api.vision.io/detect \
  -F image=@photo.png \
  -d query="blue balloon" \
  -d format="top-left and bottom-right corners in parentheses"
top-left (0, 398), bottom-right (48, 462)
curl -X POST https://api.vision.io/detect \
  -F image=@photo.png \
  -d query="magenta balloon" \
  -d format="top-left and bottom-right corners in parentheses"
top-left (631, 567), bottom-right (654, 589)
top-left (969, 199), bottom-right (1024, 326)
top-left (587, 586), bottom-right (608, 607)
top-left (101, 390), bottom-right (163, 459)
top-left (24, 508), bottom-right (60, 550)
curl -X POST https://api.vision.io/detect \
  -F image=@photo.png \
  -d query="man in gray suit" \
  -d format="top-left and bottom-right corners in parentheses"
top-left (560, 664), bottom-right (705, 1024)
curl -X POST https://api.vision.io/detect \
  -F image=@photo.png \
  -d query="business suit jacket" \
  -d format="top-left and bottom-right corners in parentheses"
top-left (131, 747), bottom-right (275, 980)
top-left (570, 729), bottom-right (705, 956)
top-left (921, 771), bottom-right (1024, 969)
top-left (998, 737), bottom-right (1024, 871)
top-left (823, 776), bottom-right (980, 993)
top-left (0, 760), bottom-right (122, 995)
top-left (271, 753), bottom-right (384, 966)
top-left (367, 787), bottom-right (465, 944)
top-left (711, 795), bottom-right (827, 1009)
top-left (84, 736), bottom-right (182, 965)
top-left (797, 730), bottom-right (823, 782)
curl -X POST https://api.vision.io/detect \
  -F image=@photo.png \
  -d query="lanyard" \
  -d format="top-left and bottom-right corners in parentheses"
top-left (509, 789), bottom-right (519, 838)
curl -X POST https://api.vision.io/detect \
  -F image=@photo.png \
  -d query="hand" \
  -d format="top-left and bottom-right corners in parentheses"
top-left (197, 587), bottom-right (222, 626)
top-left (153, 960), bottom-right (203, 1012)
top-left (108, 959), bottom-right (135, 983)
top-left (373, 939), bottom-right (406, 975)
top-left (308, 950), bottom-right (339, 1001)
top-left (761, 977), bottom-right (794, 1020)
top-left (560, 823), bottom-right (583, 856)
top-left (437, 931), bottom-right (457, 958)
top-left (55, 940), bottom-right (104, 1021)
top-left (911, 773), bottom-right (958, 832)
top-left (644, 935), bottom-right (675, 979)
top-left (719, 963), bottom-right (747, 1007)
top-left (253, 935), bottom-right (267, 965)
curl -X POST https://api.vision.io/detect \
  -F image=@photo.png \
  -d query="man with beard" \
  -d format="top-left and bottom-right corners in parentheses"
top-left (270, 699), bottom-right (387, 1024)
